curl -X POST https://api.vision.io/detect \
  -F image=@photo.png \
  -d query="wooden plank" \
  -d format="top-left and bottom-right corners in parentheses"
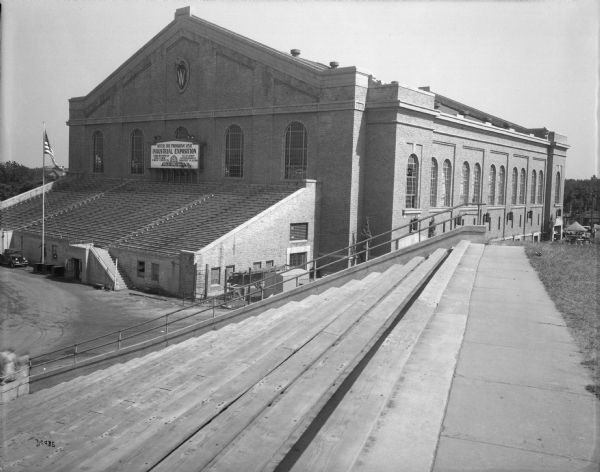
top-left (204, 250), bottom-right (446, 472)
top-left (23, 271), bottom-right (387, 471)
top-left (288, 243), bottom-right (470, 471)
top-left (152, 260), bottom-right (428, 471)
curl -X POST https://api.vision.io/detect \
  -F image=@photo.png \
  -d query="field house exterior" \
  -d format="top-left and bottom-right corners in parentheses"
top-left (2, 7), bottom-right (567, 297)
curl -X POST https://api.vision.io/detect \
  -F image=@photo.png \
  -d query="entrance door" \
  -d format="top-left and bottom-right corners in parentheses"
top-left (72, 258), bottom-right (82, 281)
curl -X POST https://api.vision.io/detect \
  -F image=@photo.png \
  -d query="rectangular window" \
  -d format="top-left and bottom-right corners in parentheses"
top-left (225, 265), bottom-right (235, 285)
top-left (51, 244), bottom-right (58, 260)
top-left (265, 260), bottom-right (274, 268)
top-left (252, 261), bottom-right (262, 270)
top-left (290, 223), bottom-right (308, 241)
top-left (289, 252), bottom-right (307, 268)
top-left (210, 267), bottom-right (221, 285)
top-left (498, 216), bottom-right (501, 230)
top-left (137, 260), bottom-right (145, 278)
top-left (519, 215), bottom-right (522, 227)
top-left (537, 214), bottom-right (540, 225)
top-left (151, 263), bottom-right (159, 282)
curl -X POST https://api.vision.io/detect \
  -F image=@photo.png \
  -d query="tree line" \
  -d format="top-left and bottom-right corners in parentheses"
top-left (0, 161), bottom-right (44, 201)
top-left (564, 176), bottom-right (599, 213)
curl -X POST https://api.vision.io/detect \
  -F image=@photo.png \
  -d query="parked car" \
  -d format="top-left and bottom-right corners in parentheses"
top-left (0, 249), bottom-right (29, 268)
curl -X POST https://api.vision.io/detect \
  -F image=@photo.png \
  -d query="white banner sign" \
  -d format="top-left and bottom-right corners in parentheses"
top-left (151, 141), bottom-right (199, 169)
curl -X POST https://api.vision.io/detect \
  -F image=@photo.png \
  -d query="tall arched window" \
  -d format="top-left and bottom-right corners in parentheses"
top-left (406, 154), bottom-right (419, 208)
top-left (537, 170), bottom-right (544, 204)
top-left (460, 162), bottom-right (470, 204)
top-left (131, 129), bottom-right (144, 174)
top-left (430, 158), bottom-right (438, 207)
top-left (488, 165), bottom-right (496, 205)
top-left (472, 163), bottom-right (481, 204)
top-left (92, 131), bottom-right (104, 173)
top-left (498, 165), bottom-right (506, 205)
top-left (175, 126), bottom-right (189, 140)
top-left (225, 125), bottom-right (243, 178)
top-left (555, 171), bottom-right (561, 204)
top-left (530, 170), bottom-right (537, 204)
top-left (442, 160), bottom-right (452, 206)
top-left (284, 122), bottom-right (307, 179)
top-left (511, 167), bottom-right (518, 204)
top-left (519, 168), bottom-right (526, 204)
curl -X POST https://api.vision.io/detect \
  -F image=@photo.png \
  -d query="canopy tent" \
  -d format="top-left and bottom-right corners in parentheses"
top-left (565, 221), bottom-right (586, 232)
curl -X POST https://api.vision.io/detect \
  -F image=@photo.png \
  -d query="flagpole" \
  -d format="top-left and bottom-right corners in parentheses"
top-left (42, 123), bottom-right (45, 265)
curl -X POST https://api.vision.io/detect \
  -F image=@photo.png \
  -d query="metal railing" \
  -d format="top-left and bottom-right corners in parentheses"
top-left (27, 202), bottom-right (483, 376)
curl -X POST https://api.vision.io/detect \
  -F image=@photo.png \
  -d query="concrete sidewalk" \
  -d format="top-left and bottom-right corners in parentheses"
top-left (432, 245), bottom-right (599, 472)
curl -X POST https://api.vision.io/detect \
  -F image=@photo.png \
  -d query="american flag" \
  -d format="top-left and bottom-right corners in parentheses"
top-left (43, 131), bottom-right (54, 157)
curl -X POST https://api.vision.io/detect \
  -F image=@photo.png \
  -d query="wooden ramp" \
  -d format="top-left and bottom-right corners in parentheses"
top-left (2, 244), bottom-right (483, 472)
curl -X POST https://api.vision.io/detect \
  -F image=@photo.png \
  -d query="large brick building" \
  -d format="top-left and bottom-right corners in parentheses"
top-left (3, 6), bottom-right (567, 297)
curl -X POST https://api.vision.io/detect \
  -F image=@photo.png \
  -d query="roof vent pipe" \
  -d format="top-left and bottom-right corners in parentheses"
top-left (290, 49), bottom-right (301, 57)
top-left (329, 61), bottom-right (339, 69)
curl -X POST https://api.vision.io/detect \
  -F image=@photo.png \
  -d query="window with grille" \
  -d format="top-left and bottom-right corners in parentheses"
top-left (93, 131), bottom-right (104, 173)
top-left (405, 154), bottom-right (419, 208)
top-left (554, 172), bottom-right (561, 204)
top-left (210, 267), bottom-right (221, 285)
top-left (131, 129), bottom-right (144, 174)
top-left (511, 167), bottom-right (518, 204)
top-left (442, 160), bottom-right (452, 206)
top-left (472, 163), bottom-right (481, 203)
top-left (537, 171), bottom-right (544, 204)
top-left (137, 260), bottom-right (145, 278)
top-left (265, 260), bottom-right (274, 268)
top-left (531, 171), bottom-right (537, 204)
top-left (225, 125), bottom-right (243, 177)
top-left (289, 252), bottom-right (307, 268)
top-left (488, 165), bottom-right (496, 205)
top-left (290, 223), bottom-right (308, 241)
top-left (498, 166), bottom-right (506, 204)
top-left (460, 162), bottom-right (470, 204)
top-left (284, 122), bottom-right (307, 179)
top-left (252, 261), bottom-right (262, 270)
top-left (519, 168), bottom-right (526, 204)
top-left (151, 263), bottom-right (159, 282)
top-left (430, 158), bottom-right (438, 207)
top-left (175, 126), bottom-right (189, 140)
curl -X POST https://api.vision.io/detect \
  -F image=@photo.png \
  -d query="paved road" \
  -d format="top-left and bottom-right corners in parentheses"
top-left (0, 266), bottom-right (189, 359)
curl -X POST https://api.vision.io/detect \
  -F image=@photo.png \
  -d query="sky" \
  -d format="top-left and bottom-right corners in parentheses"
top-left (1, 0), bottom-right (598, 179)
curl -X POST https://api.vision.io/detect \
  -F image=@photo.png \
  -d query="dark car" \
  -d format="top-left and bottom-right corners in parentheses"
top-left (0, 249), bottom-right (29, 268)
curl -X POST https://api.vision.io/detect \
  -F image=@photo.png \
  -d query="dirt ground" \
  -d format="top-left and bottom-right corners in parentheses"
top-left (0, 266), bottom-right (192, 359)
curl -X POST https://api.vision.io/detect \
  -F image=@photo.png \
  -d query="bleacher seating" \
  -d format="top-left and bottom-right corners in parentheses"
top-left (1, 176), bottom-right (297, 253)
top-left (1, 245), bottom-right (482, 472)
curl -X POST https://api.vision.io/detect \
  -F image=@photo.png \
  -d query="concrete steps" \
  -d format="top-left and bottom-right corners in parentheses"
top-left (2, 245), bottom-right (476, 472)
top-left (286, 240), bottom-right (481, 471)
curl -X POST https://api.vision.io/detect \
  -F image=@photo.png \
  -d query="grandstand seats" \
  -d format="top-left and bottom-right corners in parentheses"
top-left (1, 243), bottom-right (483, 472)
top-left (0, 176), bottom-right (297, 254)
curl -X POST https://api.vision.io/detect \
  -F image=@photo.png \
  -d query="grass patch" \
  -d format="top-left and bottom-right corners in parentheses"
top-left (515, 241), bottom-right (599, 395)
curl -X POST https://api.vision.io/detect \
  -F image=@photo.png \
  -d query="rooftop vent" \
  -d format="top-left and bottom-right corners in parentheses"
top-left (290, 49), bottom-right (301, 57)
top-left (329, 61), bottom-right (339, 69)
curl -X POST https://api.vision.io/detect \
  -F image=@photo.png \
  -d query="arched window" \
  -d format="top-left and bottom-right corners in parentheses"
top-left (442, 160), bottom-right (452, 206)
top-left (537, 170), bottom-right (544, 204)
top-left (460, 162), bottom-right (470, 204)
top-left (406, 154), bottom-right (419, 208)
top-left (225, 125), bottom-right (243, 178)
top-left (530, 170), bottom-right (537, 204)
top-left (498, 166), bottom-right (506, 205)
top-left (175, 126), bottom-right (189, 140)
top-left (511, 167), bottom-right (518, 204)
top-left (430, 158), bottom-right (438, 207)
top-left (92, 131), bottom-right (104, 173)
top-left (555, 171), bottom-right (561, 204)
top-left (284, 122), bottom-right (307, 179)
top-left (131, 129), bottom-right (144, 174)
top-left (472, 163), bottom-right (481, 204)
top-left (488, 165), bottom-right (496, 205)
top-left (519, 168), bottom-right (526, 204)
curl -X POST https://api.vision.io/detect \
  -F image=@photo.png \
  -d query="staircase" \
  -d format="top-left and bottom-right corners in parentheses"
top-left (3, 242), bottom-right (484, 472)
top-left (89, 246), bottom-right (129, 290)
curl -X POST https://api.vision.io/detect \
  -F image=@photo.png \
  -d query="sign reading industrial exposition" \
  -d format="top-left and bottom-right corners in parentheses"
top-left (150, 141), bottom-right (199, 169)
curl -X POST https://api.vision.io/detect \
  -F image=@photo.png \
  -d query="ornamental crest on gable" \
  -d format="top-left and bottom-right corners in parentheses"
top-left (175, 58), bottom-right (189, 93)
